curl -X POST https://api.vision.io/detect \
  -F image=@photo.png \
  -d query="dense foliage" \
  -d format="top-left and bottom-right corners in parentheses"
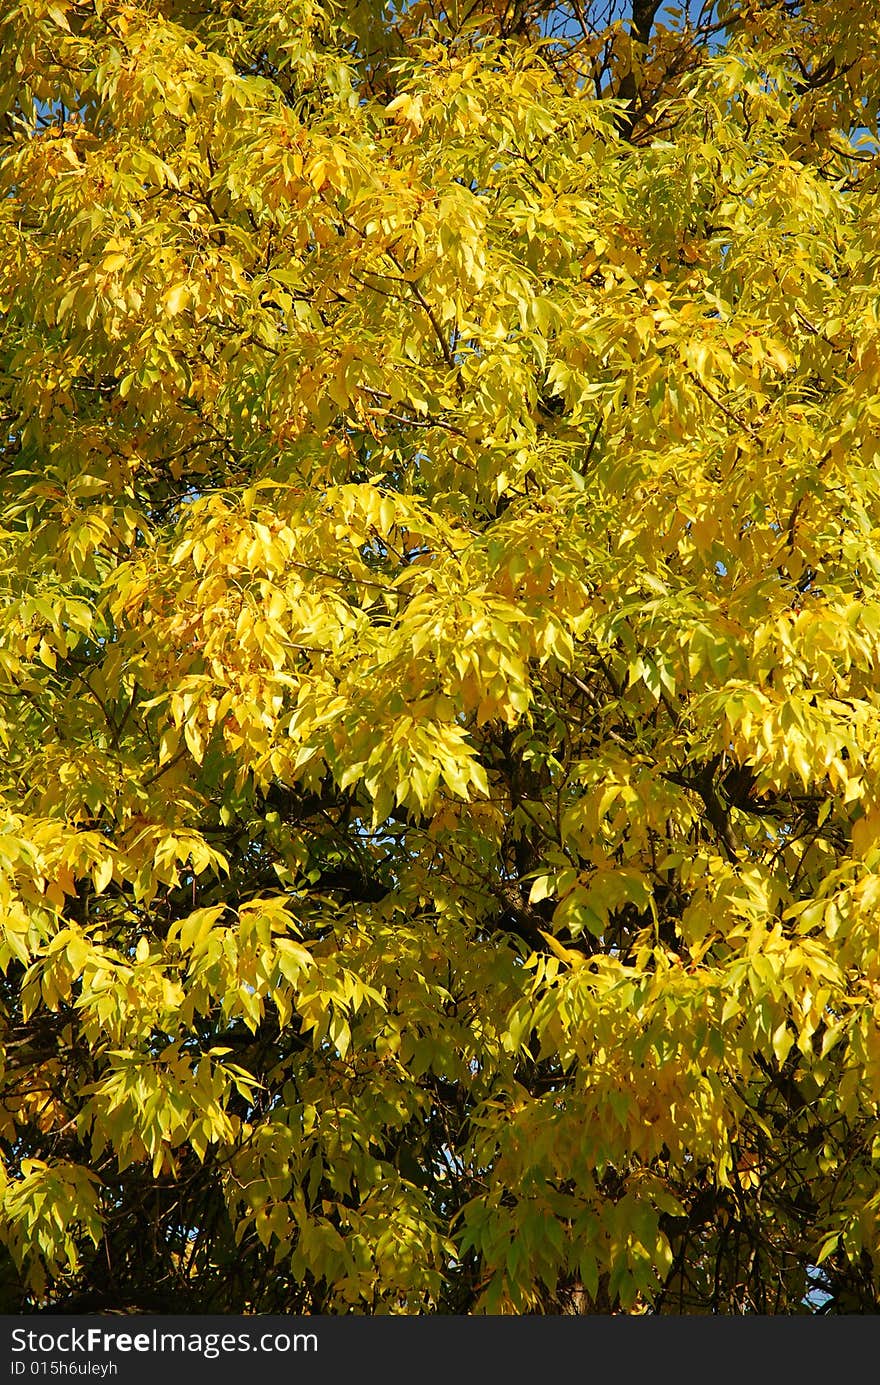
top-left (2, 0), bottom-right (880, 1313)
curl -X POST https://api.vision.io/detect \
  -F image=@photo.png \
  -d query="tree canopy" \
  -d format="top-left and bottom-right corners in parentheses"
top-left (2, 0), bottom-right (880, 1313)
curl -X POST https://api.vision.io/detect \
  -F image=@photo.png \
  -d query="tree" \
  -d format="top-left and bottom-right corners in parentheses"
top-left (1, 0), bottom-right (880, 1314)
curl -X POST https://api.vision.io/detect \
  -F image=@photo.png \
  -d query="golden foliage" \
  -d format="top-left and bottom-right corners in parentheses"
top-left (2, 0), bottom-right (880, 1314)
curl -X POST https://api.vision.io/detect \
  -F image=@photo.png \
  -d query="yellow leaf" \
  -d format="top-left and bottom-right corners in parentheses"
top-left (37, 639), bottom-right (56, 670)
top-left (47, 4), bottom-right (71, 31)
top-left (163, 283), bottom-right (188, 316)
top-left (539, 930), bottom-right (586, 971)
top-left (92, 857), bottom-right (113, 895)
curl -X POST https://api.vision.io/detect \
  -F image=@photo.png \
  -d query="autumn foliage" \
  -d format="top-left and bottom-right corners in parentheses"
top-left (2, 0), bottom-right (880, 1312)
